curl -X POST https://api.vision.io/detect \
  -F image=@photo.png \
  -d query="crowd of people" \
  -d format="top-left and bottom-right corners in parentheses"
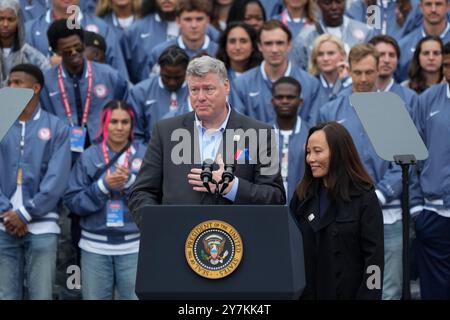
top-left (0, 0), bottom-right (449, 300)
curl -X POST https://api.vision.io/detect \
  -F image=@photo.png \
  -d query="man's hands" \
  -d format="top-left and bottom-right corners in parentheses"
top-left (50, 54), bottom-right (62, 66)
top-left (188, 154), bottom-right (234, 195)
top-left (105, 165), bottom-right (130, 190)
top-left (1, 210), bottom-right (28, 237)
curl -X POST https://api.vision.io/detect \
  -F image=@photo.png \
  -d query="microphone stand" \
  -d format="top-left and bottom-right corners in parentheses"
top-left (201, 162), bottom-right (235, 204)
top-left (213, 181), bottom-right (220, 203)
top-left (394, 154), bottom-right (416, 300)
top-left (202, 178), bottom-right (221, 204)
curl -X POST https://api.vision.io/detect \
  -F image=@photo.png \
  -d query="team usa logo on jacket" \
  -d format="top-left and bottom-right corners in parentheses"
top-left (94, 84), bottom-right (108, 98)
top-left (38, 128), bottom-right (51, 141)
top-left (353, 29), bottom-right (365, 41)
top-left (85, 24), bottom-right (100, 34)
top-left (131, 158), bottom-right (142, 171)
top-left (185, 220), bottom-right (243, 279)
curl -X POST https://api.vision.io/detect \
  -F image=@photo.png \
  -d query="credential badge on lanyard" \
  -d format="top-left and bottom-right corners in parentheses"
top-left (58, 61), bottom-right (93, 153)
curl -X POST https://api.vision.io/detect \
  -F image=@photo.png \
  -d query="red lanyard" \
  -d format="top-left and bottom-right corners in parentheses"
top-left (102, 141), bottom-right (132, 175)
top-left (58, 61), bottom-right (93, 127)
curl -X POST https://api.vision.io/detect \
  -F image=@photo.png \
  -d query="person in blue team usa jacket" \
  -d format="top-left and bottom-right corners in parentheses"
top-left (143, 0), bottom-right (219, 82)
top-left (0, 0), bottom-right (51, 86)
top-left (0, 64), bottom-right (71, 300)
top-left (411, 41), bottom-right (450, 299)
top-left (19, 0), bottom-right (48, 23)
top-left (126, 45), bottom-right (190, 144)
top-left (395, 0), bottom-right (450, 82)
top-left (345, 0), bottom-right (421, 42)
top-left (271, 76), bottom-right (308, 203)
top-left (229, 20), bottom-right (327, 126)
top-left (64, 100), bottom-right (146, 300)
top-left (25, 0), bottom-right (129, 80)
top-left (40, 19), bottom-right (128, 156)
top-left (121, 0), bottom-right (220, 84)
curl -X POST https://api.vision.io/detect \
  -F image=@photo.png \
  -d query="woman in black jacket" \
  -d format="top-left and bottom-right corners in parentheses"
top-left (290, 121), bottom-right (384, 300)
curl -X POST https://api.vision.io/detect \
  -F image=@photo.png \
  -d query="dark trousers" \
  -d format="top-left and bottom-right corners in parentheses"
top-left (415, 209), bottom-right (450, 299)
top-left (69, 213), bottom-right (81, 265)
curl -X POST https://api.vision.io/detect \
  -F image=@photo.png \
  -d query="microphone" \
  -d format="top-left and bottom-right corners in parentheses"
top-left (200, 159), bottom-right (215, 193)
top-left (219, 163), bottom-right (235, 194)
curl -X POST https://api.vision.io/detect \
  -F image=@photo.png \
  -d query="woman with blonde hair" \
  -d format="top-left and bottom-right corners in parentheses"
top-left (96, 0), bottom-right (143, 34)
top-left (309, 34), bottom-right (351, 101)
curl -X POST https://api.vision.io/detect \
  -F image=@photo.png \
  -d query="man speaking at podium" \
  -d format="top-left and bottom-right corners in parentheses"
top-left (129, 56), bottom-right (285, 228)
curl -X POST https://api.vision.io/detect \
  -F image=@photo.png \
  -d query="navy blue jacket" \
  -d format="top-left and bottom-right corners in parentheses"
top-left (40, 59), bottom-right (128, 142)
top-left (121, 13), bottom-right (220, 83)
top-left (0, 107), bottom-right (71, 229)
top-left (25, 9), bottom-right (130, 80)
top-left (230, 61), bottom-right (328, 126)
top-left (64, 141), bottom-right (146, 245)
top-left (126, 76), bottom-right (189, 144)
top-left (413, 83), bottom-right (450, 209)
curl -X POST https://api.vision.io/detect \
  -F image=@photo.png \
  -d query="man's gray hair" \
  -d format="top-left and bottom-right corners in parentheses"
top-left (0, 0), bottom-right (20, 14)
top-left (186, 55), bottom-right (228, 83)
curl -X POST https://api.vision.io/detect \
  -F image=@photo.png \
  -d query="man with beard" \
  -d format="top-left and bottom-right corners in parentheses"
top-left (121, 0), bottom-right (179, 83)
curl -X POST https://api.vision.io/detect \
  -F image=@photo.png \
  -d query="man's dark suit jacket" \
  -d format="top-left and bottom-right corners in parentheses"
top-left (128, 108), bottom-right (286, 228)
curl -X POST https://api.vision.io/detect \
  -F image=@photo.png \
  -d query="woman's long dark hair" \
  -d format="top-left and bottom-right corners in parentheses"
top-left (408, 36), bottom-right (444, 94)
top-left (227, 0), bottom-right (266, 26)
top-left (296, 122), bottom-right (373, 202)
top-left (210, 0), bottom-right (234, 31)
top-left (95, 100), bottom-right (136, 144)
top-left (216, 21), bottom-right (263, 71)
